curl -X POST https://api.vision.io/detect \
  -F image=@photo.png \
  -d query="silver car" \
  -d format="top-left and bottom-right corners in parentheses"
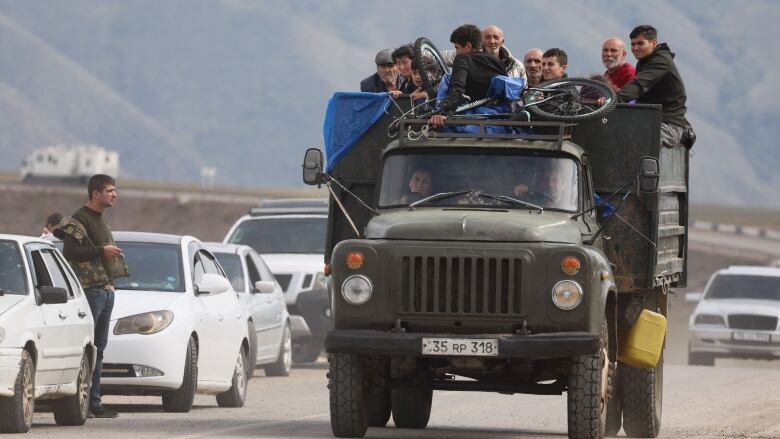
top-left (687, 266), bottom-right (780, 366)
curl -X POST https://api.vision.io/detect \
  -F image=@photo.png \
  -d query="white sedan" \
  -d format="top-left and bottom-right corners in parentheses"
top-left (688, 265), bottom-right (780, 366)
top-left (101, 232), bottom-right (250, 412)
top-left (0, 234), bottom-right (95, 433)
top-left (206, 243), bottom-right (293, 376)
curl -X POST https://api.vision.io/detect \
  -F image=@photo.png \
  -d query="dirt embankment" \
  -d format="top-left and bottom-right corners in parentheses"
top-left (0, 185), bottom-right (256, 242)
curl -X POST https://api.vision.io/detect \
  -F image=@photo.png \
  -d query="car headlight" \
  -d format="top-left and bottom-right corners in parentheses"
top-left (341, 275), bottom-right (372, 305)
top-left (551, 280), bottom-right (583, 310)
top-left (694, 314), bottom-right (725, 327)
top-left (114, 311), bottom-right (174, 335)
top-left (313, 272), bottom-right (328, 291)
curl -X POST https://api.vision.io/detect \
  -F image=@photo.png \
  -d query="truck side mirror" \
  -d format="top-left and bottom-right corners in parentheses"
top-left (637, 157), bottom-right (659, 193)
top-left (302, 148), bottom-right (324, 186)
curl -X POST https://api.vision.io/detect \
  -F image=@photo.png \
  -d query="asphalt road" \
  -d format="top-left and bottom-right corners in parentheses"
top-left (25, 359), bottom-right (780, 439)
top-left (19, 227), bottom-right (780, 438)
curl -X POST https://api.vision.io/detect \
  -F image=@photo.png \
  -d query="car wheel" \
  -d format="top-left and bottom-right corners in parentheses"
top-left (216, 346), bottom-right (248, 408)
top-left (247, 320), bottom-right (258, 379)
top-left (688, 344), bottom-right (714, 366)
top-left (0, 349), bottom-right (34, 433)
top-left (264, 323), bottom-right (292, 377)
top-left (162, 336), bottom-right (198, 413)
top-left (53, 352), bottom-right (92, 426)
top-left (292, 339), bottom-right (322, 363)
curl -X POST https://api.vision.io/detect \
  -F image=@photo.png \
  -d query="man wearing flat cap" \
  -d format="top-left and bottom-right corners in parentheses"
top-left (360, 48), bottom-right (405, 95)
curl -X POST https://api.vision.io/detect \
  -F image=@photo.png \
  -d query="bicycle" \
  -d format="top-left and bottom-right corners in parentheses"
top-left (412, 37), bottom-right (616, 123)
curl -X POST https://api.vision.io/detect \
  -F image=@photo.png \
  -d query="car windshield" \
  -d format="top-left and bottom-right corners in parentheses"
top-left (113, 242), bottom-right (185, 292)
top-left (214, 253), bottom-right (245, 293)
top-left (0, 241), bottom-right (27, 295)
top-left (227, 217), bottom-right (326, 254)
top-left (378, 151), bottom-right (579, 212)
top-left (706, 274), bottom-right (780, 301)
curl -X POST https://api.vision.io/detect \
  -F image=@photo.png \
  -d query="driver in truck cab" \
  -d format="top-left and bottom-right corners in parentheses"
top-left (400, 167), bottom-right (434, 203)
top-left (513, 165), bottom-right (572, 209)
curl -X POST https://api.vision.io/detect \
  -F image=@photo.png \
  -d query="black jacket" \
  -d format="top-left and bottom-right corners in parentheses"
top-left (360, 73), bottom-right (408, 93)
top-left (618, 43), bottom-right (687, 126)
top-left (441, 51), bottom-right (505, 114)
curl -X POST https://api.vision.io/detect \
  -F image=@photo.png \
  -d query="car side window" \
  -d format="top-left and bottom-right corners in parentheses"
top-left (254, 255), bottom-right (275, 283)
top-left (52, 250), bottom-right (81, 298)
top-left (199, 251), bottom-right (222, 276)
top-left (39, 250), bottom-right (73, 296)
top-left (245, 255), bottom-right (262, 288)
top-left (192, 254), bottom-right (205, 285)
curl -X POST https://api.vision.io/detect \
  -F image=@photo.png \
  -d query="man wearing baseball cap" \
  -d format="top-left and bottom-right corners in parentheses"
top-left (360, 48), bottom-right (404, 96)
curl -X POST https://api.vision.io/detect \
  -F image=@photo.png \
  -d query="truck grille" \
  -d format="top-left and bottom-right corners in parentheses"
top-left (400, 256), bottom-right (522, 315)
top-left (728, 314), bottom-right (778, 331)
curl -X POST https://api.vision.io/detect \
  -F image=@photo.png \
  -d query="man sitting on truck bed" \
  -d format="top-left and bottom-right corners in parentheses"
top-left (617, 25), bottom-right (693, 148)
top-left (429, 24), bottom-right (506, 128)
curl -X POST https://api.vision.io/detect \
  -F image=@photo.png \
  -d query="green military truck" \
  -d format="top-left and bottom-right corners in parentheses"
top-left (302, 101), bottom-right (688, 439)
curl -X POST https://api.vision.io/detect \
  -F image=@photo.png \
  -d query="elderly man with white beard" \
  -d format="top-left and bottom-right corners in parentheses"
top-left (602, 37), bottom-right (635, 90)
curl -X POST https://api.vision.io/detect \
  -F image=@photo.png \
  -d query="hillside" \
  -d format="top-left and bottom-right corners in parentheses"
top-left (0, 0), bottom-right (777, 206)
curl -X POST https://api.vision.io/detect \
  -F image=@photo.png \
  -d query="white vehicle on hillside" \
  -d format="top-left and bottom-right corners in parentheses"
top-left (0, 235), bottom-right (95, 433)
top-left (224, 199), bottom-right (330, 363)
top-left (101, 232), bottom-right (250, 412)
top-left (206, 242), bottom-right (293, 376)
top-left (687, 265), bottom-right (780, 366)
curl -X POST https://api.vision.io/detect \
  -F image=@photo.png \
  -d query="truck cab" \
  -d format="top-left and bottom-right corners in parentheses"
top-left (304, 100), bottom-right (688, 439)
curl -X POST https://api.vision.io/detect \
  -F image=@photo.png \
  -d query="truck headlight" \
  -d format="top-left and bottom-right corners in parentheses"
top-left (341, 275), bottom-right (372, 305)
top-left (114, 311), bottom-right (174, 335)
top-left (551, 280), bottom-right (583, 310)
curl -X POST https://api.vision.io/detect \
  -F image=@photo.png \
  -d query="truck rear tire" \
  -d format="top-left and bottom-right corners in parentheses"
top-left (328, 353), bottom-right (368, 438)
top-left (390, 388), bottom-right (432, 429)
top-left (567, 320), bottom-right (608, 439)
top-left (620, 358), bottom-right (663, 438)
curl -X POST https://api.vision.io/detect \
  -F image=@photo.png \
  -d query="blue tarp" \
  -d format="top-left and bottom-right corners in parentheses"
top-left (323, 92), bottom-right (391, 172)
top-left (436, 75), bottom-right (526, 134)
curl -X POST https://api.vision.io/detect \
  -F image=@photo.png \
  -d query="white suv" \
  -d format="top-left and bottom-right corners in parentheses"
top-left (687, 265), bottom-right (780, 366)
top-left (224, 199), bottom-right (329, 363)
top-left (0, 235), bottom-right (95, 433)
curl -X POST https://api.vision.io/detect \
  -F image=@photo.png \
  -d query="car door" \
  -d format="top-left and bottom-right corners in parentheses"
top-left (25, 245), bottom-right (81, 385)
top-left (199, 250), bottom-right (243, 380)
top-left (244, 253), bottom-right (275, 362)
top-left (189, 246), bottom-right (224, 382)
top-left (251, 253), bottom-right (284, 361)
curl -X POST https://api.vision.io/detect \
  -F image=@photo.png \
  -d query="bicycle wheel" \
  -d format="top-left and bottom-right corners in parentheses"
top-left (524, 78), bottom-right (616, 122)
top-left (413, 37), bottom-right (450, 100)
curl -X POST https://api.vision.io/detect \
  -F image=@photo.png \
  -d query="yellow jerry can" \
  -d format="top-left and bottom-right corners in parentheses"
top-left (618, 309), bottom-right (667, 368)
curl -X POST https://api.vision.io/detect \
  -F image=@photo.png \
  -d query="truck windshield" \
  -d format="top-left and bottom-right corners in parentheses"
top-left (228, 217), bottom-right (326, 254)
top-left (706, 275), bottom-right (780, 301)
top-left (0, 241), bottom-right (28, 295)
top-left (378, 151), bottom-right (579, 212)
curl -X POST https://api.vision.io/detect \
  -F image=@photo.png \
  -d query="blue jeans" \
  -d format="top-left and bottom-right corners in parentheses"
top-left (85, 287), bottom-right (114, 410)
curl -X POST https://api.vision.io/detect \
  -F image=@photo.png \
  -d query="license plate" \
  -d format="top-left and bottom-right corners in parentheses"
top-left (421, 338), bottom-right (499, 356)
top-left (731, 331), bottom-right (771, 343)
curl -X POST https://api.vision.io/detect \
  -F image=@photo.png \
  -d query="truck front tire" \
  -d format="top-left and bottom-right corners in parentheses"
top-left (390, 387), bottom-right (432, 429)
top-left (328, 353), bottom-right (368, 438)
top-left (365, 356), bottom-right (390, 427)
top-left (567, 321), bottom-right (609, 439)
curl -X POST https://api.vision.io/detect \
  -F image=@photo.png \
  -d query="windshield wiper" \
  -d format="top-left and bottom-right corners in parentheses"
top-left (476, 192), bottom-right (543, 213)
top-left (408, 190), bottom-right (472, 210)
